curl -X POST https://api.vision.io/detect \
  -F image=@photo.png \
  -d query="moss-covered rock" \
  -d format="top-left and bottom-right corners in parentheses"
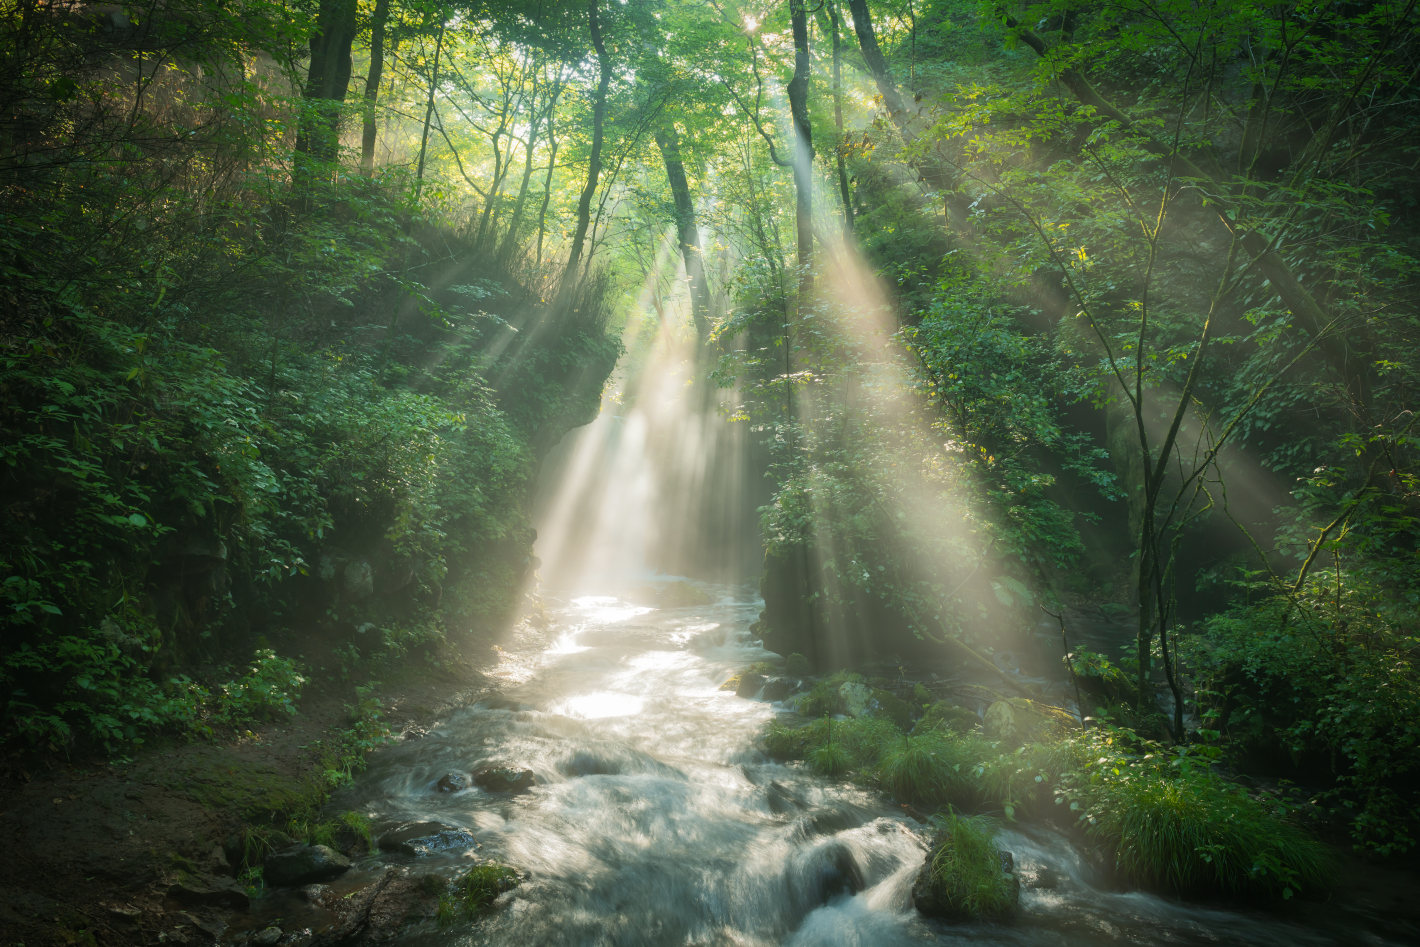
top-left (911, 814), bottom-right (1019, 920)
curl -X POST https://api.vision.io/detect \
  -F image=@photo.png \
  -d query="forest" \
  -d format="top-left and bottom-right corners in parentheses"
top-left (1, 0), bottom-right (1418, 943)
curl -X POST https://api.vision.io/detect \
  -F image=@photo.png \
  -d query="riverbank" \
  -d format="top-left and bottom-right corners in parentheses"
top-left (0, 635), bottom-right (505, 947)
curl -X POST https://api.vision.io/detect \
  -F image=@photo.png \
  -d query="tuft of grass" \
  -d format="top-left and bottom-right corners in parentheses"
top-left (917, 812), bottom-right (1019, 919)
top-left (878, 730), bottom-right (1006, 809)
top-left (437, 864), bottom-right (520, 926)
top-left (877, 732), bottom-right (953, 804)
top-left (338, 810), bottom-right (376, 853)
top-left (764, 715), bottom-right (900, 775)
top-left (438, 863), bottom-right (520, 926)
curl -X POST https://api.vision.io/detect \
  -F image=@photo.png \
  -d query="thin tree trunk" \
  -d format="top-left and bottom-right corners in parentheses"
top-left (787, 0), bottom-right (813, 289)
top-left (846, 0), bottom-right (964, 224)
top-left (654, 126), bottom-right (711, 339)
top-left (536, 113), bottom-right (559, 269)
top-left (359, 0), bottom-right (390, 176)
top-left (1006, 17), bottom-right (1375, 419)
top-left (414, 19), bottom-right (446, 204)
top-left (563, 0), bottom-right (611, 287)
top-left (829, 0), bottom-right (853, 236)
top-left (499, 72), bottom-right (561, 264)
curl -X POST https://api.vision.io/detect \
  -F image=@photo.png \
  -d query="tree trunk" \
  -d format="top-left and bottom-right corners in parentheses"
top-left (845, 0), bottom-right (911, 121)
top-left (846, 0), bottom-right (964, 225)
top-left (498, 72), bottom-right (562, 264)
top-left (654, 126), bottom-right (711, 339)
top-left (358, 0), bottom-right (390, 176)
top-left (413, 20), bottom-right (447, 204)
top-left (829, 0), bottom-right (853, 237)
top-left (296, 0), bottom-right (358, 168)
top-left (536, 117), bottom-right (559, 269)
top-left (563, 0), bottom-right (612, 287)
top-left (787, 0), bottom-right (814, 289)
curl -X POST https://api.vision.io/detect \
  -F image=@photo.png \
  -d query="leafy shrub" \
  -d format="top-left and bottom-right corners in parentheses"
top-left (213, 649), bottom-right (305, 726)
top-left (1189, 573), bottom-right (1420, 855)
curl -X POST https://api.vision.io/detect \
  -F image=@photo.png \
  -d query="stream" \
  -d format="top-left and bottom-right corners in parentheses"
top-left (277, 580), bottom-right (1407, 946)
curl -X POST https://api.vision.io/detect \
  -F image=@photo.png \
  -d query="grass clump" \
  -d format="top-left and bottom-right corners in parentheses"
top-left (766, 716), bottom-right (901, 777)
top-left (1054, 727), bottom-right (1332, 898)
top-left (913, 813), bottom-right (1019, 919)
top-left (438, 863), bottom-right (520, 926)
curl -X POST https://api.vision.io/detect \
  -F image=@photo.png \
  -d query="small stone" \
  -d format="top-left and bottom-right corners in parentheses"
top-left (251, 926), bottom-right (282, 946)
top-left (436, 772), bottom-right (469, 793)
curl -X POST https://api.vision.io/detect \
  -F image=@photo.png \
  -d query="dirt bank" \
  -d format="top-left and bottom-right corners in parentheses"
top-left (0, 647), bottom-right (498, 947)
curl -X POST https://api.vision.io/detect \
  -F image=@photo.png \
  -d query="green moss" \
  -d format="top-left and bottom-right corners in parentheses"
top-left (913, 701), bottom-right (980, 735)
top-left (871, 689), bottom-right (916, 728)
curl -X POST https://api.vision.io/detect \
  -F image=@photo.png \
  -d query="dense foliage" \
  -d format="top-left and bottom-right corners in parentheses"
top-left (0, 0), bottom-right (617, 752)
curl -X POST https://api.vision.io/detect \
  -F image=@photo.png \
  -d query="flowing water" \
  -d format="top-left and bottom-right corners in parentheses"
top-left (299, 579), bottom-right (1409, 947)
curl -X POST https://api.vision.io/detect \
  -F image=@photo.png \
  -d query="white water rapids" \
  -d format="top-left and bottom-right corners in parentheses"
top-left (301, 580), bottom-right (1402, 947)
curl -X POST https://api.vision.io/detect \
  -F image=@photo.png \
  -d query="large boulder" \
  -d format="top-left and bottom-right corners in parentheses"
top-left (474, 767), bottom-right (536, 794)
top-left (263, 844), bottom-right (351, 887)
top-left (838, 681), bottom-right (874, 718)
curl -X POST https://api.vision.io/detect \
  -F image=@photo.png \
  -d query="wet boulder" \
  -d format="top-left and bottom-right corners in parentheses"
top-left (735, 673), bottom-right (767, 698)
top-left (474, 766), bottom-right (536, 794)
top-left (435, 772), bottom-right (469, 793)
top-left (789, 840), bottom-right (865, 913)
top-left (165, 876), bottom-right (250, 910)
top-left (560, 750), bottom-right (621, 777)
top-left (838, 681), bottom-right (874, 717)
top-left (378, 821), bottom-right (477, 857)
top-left (263, 844), bottom-right (351, 887)
top-left (760, 677), bottom-right (802, 702)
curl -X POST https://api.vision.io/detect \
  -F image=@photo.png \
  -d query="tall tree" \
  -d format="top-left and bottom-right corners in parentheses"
top-left (358, 0), bottom-right (391, 175)
top-left (563, 0), bottom-right (613, 286)
top-left (296, 0), bottom-right (359, 165)
top-left (654, 125), bottom-right (712, 338)
top-left (786, 0), bottom-right (814, 286)
top-left (827, 0), bottom-right (854, 236)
